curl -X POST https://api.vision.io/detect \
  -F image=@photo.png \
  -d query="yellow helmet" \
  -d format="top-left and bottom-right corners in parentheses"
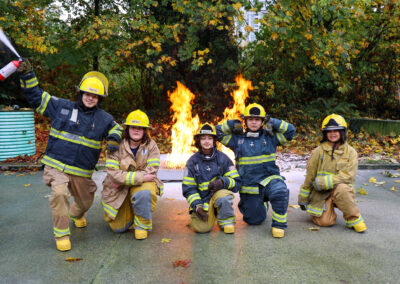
top-left (243, 103), bottom-right (266, 119)
top-left (321, 114), bottom-right (347, 131)
top-left (194, 123), bottom-right (217, 137)
top-left (124, 110), bottom-right (151, 128)
top-left (79, 71), bottom-right (109, 97)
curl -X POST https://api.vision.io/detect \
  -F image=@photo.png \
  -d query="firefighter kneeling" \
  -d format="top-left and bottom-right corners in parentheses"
top-left (101, 110), bottom-right (163, 240)
top-left (182, 123), bottom-right (241, 234)
top-left (298, 114), bottom-right (367, 232)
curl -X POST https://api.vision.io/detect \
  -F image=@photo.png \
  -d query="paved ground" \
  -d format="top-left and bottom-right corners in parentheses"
top-left (1, 167), bottom-right (400, 284)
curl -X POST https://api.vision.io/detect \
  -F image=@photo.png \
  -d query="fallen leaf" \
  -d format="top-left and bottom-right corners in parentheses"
top-left (381, 171), bottom-right (400, 178)
top-left (65, 257), bottom-right (83, 262)
top-left (362, 183), bottom-right (369, 186)
top-left (17, 174), bottom-right (25, 176)
top-left (309, 227), bottom-right (320, 231)
top-left (44, 194), bottom-right (51, 198)
top-left (161, 238), bottom-right (171, 243)
top-left (177, 211), bottom-right (185, 215)
top-left (369, 177), bottom-right (376, 183)
top-left (24, 184), bottom-right (32, 187)
top-left (374, 181), bottom-right (386, 185)
top-left (357, 187), bottom-right (367, 195)
top-left (391, 186), bottom-right (397, 192)
top-left (166, 198), bottom-right (175, 200)
top-left (289, 204), bottom-right (300, 209)
top-left (173, 259), bottom-right (191, 268)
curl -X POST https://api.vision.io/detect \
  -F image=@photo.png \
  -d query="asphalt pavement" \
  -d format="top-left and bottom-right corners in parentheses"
top-left (0, 167), bottom-right (399, 284)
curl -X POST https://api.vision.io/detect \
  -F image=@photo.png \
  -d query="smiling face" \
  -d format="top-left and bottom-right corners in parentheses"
top-left (199, 135), bottom-right (214, 152)
top-left (129, 126), bottom-right (145, 142)
top-left (327, 130), bottom-right (341, 143)
top-left (82, 93), bottom-right (99, 108)
top-left (246, 117), bottom-right (263, 132)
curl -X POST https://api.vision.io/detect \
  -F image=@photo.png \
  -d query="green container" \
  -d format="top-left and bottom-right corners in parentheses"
top-left (0, 109), bottom-right (35, 161)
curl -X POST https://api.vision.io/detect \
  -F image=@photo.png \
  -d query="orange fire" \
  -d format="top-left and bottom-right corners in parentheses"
top-left (165, 81), bottom-right (200, 168)
top-left (218, 74), bottom-right (253, 161)
top-left (165, 75), bottom-right (253, 168)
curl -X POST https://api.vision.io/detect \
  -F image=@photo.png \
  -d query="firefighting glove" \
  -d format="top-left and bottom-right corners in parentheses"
top-left (195, 205), bottom-right (208, 221)
top-left (17, 58), bottom-right (33, 75)
top-left (263, 115), bottom-right (273, 136)
top-left (106, 138), bottom-right (119, 154)
top-left (208, 178), bottom-right (224, 194)
top-left (232, 119), bottom-right (243, 135)
top-left (299, 204), bottom-right (307, 211)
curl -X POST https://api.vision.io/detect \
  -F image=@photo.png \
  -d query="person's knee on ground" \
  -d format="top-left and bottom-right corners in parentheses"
top-left (190, 212), bottom-right (213, 233)
top-left (239, 195), bottom-right (267, 225)
top-left (311, 195), bottom-right (337, 227)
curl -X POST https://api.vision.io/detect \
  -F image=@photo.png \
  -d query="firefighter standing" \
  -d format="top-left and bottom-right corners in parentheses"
top-left (182, 123), bottom-right (241, 234)
top-left (101, 110), bottom-right (163, 240)
top-left (298, 114), bottom-right (367, 232)
top-left (18, 59), bottom-right (123, 251)
top-left (216, 103), bottom-right (296, 238)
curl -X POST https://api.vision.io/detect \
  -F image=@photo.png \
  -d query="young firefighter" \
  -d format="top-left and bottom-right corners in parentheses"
top-left (216, 103), bottom-right (296, 238)
top-left (17, 60), bottom-right (123, 251)
top-left (182, 123), bottom-right (241, 233)
top-left (101, 110), bottom-right (163, 240)
top-left (298, 114), bottom-right (367, 232)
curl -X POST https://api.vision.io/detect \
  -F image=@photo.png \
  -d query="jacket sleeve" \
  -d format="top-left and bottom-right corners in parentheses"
top-left (315, 147), bottom-right (358, 191)
top-left (182, 162), bottom-right (202, 211)
top-left (106, 120), bottom-right (123, 143)
top-left (269, 118), bottom-right (296, 146)
top-left (216, 119), bottom-right (239, 150)
top-left (105, 150), bottom-right (144, 186)
top-left (298, 147), bottom-right (320, 205)
top-left (221, 158), bottom-right (241, 193)
top-left (19, 71), bottom-right (61, 119)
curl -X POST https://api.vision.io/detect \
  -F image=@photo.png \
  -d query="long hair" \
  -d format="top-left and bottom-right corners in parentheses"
top-left (320, 129), bottom-right (346, 144)
top-left (194, 135), bottom-right (217, 150)
top-left (123, 126), bottom-right (151, 145)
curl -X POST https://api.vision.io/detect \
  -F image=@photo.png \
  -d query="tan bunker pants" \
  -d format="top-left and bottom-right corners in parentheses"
top-left (43, 166), bottom-right (97, 240)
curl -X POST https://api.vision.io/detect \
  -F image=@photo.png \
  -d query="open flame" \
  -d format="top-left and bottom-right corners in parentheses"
top-left (165, 75), bottom-right (253, 169)
top-left (165, 81), bottom-right (200, 168)
top-left (218, 74), bottom-right (253, 161)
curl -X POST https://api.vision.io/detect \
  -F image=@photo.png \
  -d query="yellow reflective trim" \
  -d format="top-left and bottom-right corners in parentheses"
top-left (240, 186), bottom-right (259, 194)
top-left (105, 159), bottom-right (120, 169)
top-left (221, 121), bottom-right (231, 134)
top-left (183, 176), bottom-right (197, 185)
top-left (238, 154), bottom-right (276, 165)
top-left (36, 91), bottom-right (51, 115)
top-left (126, 172), bottom-right (136, 185)
top-left (134, 216), bottom-right (152, 230)
top-left (272, 210), bottom-right (287, 223)
top-left (41, 155), bottom-right (93, 177)
top-left (101, 200), bottom-right (118, 218)
top-left (53, 227), bottom-right (70, 237)
top-left (221, 134), bottom-right (232, 146)
top-left (260, 175), bottom-right (283, 187)
top-left (187, 193), bottom-right (201, 206)
top-left (49, 128), bottom-right (102, 149)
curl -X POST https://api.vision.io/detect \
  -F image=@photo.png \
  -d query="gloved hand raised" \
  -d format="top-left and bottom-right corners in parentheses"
top-left (232, 119), bottom-right (243, 135)
top-left (195, 205), bottom-right (208, 221)
top-left (17, 58), bottom-right (33, 75)
top-left (208, 178), bottom-right (224, 194)
top-left (106, 138), bottom-right (120, 154)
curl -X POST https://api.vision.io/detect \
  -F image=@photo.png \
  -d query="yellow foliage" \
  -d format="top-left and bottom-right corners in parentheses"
top-left (232, 3), bottom-right (242, 10)
top-left (207, 59), bottom-right (212, 64)
top-left (304, 33), bottom-right (313, 40)
top-left (245, 25), bottom-right (254, 33)
top-left (369, 177), bottom-right (376, 183)
top-left (146, 63), bottom-right (154, 69)
top-left (209, 20), bottom-right (217, 26)
top-left (217, 26), bottom-right (224, 30)
top-left (271, 32), bottom-right (279, 40)
top-left (357, 187), bottom-right (367, 195)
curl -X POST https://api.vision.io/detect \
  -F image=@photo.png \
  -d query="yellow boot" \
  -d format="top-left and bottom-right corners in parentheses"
top-left (223, 225), bottom-right (235, 234)
top-left (135, 229), bottom-right (148, 240)
top-left (73, 217), bottom-right (87, 228)
top-left (353, 221), bottom-right (367, 233)
top-left (56, 237), bottom-right (71, 252)
top-left (272, 228), bottom-right (285, 238)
